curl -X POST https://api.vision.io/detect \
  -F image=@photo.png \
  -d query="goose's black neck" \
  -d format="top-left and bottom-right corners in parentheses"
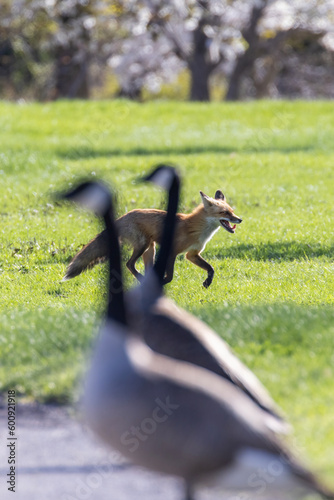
top-left (154, 174), bottom-right (180, 286)
top-left (104, 208), bottom-right (127, 326)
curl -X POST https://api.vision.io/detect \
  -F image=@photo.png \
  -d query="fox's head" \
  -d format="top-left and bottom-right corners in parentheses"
top-left (200, 190), bottom-right (242, 233)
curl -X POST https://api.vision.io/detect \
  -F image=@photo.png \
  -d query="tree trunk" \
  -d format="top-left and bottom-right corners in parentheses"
top-left (253, 57), bottom-right (279, 98)
top-left (189, 58), bottom-right (211, 101)
top-left (117, 85), bottom-right (142, 100)
top-left (0, 40), bottom-right (14, 81)
top-left (54, 47), bottom-right (90, 99)
top-left (188, 20), bottom-right (213, 101)
top-left (225, 2), bottom-right (267, 101)
top-left (225, 52), bottom-right (254, 101)
top-left (53, 7), bottom-right (91, 100)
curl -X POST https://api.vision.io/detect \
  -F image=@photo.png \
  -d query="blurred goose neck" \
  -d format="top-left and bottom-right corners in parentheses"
top-left (154, 175), bottom-right (180, 285)
top-left (104, 209), bottom-right (127, 326)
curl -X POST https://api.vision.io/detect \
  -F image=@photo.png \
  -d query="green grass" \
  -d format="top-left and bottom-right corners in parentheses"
top-left (0, 100), bottom-right (334, 482)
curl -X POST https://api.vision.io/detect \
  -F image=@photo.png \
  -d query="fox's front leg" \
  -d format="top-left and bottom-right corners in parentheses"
top-left (185, 251), bottom-right (214, 288)
top-left (142, 242), bottom-right (155, 272)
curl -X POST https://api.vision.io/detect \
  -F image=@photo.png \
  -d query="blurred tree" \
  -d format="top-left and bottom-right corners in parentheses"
top-left (225, 0), bottom-right (269, 101)
top-left (225, 0), bottom-right (334, 100)
top-left (0, 0), bottom-right (119, 100)
top-left (1, 0), bottom-right (334, 100)
top-left (276, 33), bottom-right (334, 98)
top-left (0, 1), bottom-right (14, 94)
top-left (146, 0), bottom-right (229, 101)
top-left (52, 0), bottom-right (93, 99)
top-left (120, 0), bottom-right (240, 101)
top-left (106, 1), bottom-right (184, 100)
top-left (40, 0), bottom-right (116, 99)
top-left (0, 0), bottom-right (46, 97)
top-left (111, 0), bottom-right (334, 101)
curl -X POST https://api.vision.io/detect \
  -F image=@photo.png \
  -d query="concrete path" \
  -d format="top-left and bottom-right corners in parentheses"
top-left (0, 402), bottom-right (183, 500)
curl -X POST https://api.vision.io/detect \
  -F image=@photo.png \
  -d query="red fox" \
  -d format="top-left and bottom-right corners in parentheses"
top-left (63, 190), bottom-right (242, 287)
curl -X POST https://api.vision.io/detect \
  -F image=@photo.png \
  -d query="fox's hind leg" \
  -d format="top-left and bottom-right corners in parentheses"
top-left (142, 242), bottom-right (155, 273)
top-left (126, 244), bottom-right (149, 282)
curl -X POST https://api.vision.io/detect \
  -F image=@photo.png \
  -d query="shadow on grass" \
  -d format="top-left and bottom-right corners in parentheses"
top-left (56, 144), bottom-right (317, 160)
top-left (44, 240), bottom-right (333, 267)
top-left (211, 241), bottom-right (334, 261)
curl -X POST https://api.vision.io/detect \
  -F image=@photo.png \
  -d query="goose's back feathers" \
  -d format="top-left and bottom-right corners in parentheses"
top-left (129, 293), bottom-right (286, 428)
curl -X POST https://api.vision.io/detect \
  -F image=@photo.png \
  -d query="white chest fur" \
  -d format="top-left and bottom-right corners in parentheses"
top-left (187, 218), bottom-right (220, 252)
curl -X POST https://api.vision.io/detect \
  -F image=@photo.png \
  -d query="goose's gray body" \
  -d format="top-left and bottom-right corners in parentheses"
top-left (85, 321), bottom-right (278, 477)
top-left (84, 319), bottom-right (329, 498)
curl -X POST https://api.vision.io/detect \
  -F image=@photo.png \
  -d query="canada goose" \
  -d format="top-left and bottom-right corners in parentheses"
top-left (129, 165), bottom-right (285, 424)
top-left (60, 177), bottom-right (334, 500)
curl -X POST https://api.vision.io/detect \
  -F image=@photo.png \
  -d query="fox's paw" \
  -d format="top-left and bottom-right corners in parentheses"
top-left (203, 278), bottom-right (212, 288)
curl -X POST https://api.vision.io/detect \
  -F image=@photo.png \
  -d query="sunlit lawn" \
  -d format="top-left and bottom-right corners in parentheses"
top-left (0, 99), bottom-right (333, 482)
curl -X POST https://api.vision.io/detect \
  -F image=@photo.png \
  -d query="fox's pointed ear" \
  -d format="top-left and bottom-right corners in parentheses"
top-left (215, 190), bottom-right (225, 201)
top-left (200, 191), bottom-right (213, 208)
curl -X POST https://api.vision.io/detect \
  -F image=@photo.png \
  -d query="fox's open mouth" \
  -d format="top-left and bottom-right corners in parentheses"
top-left (220, 220), bottom-right (237, 233)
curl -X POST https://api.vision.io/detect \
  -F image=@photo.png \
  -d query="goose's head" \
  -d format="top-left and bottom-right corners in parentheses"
top-left (58, 181), bottom-right (112, 217)
top-left (141, 164), bottom-right (179, 191)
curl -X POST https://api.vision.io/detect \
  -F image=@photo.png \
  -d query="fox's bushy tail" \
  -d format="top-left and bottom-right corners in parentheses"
top-left (63, 230), bottom-right (108, 281)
